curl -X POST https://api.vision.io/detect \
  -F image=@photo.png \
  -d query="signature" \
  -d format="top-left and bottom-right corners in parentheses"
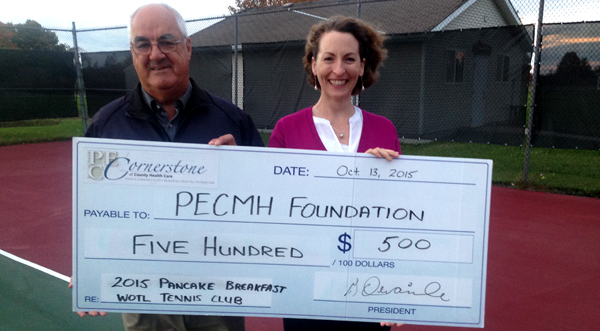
top-left (344, 276), bottom-right (450, 302)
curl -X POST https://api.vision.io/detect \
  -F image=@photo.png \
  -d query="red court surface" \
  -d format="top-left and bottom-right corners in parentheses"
top-left (1, 141), bottom-right (599, 330)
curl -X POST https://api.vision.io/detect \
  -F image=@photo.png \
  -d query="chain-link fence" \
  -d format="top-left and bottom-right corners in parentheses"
top-left (1, 0), bottom-right (599, 152)
top-left (534, 19), bottom-right (600, 150)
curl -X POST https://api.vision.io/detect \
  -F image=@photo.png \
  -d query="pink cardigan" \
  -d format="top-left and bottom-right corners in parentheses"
top-left (269, 106), bottom-right (401, 153)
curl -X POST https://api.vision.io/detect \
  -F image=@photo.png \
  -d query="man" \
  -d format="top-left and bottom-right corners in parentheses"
top-left (85, 3), bottom-right (262, 147)
top-left (73, 3), bottom-right (262, 330)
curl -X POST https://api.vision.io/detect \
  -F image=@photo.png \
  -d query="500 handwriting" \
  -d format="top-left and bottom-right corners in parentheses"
top-left (352, 230), bottom-right (474, 263)
top-left (378, 236), bottom-right (431, 252)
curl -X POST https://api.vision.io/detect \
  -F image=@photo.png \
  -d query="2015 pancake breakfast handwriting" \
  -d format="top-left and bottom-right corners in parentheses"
top-left (107, 276), bottom-right (287, 305)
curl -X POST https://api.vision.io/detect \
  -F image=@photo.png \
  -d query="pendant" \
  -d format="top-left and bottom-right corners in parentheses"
top-left (340, 133), bottom-right (344, 138)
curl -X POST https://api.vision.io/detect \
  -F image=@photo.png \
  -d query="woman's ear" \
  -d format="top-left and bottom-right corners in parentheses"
top-left (360, 58), bottom-right (366, 76)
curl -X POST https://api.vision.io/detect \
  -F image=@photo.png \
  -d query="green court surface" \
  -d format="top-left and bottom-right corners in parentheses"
top-left (0, 253), bottom-right (123, 331)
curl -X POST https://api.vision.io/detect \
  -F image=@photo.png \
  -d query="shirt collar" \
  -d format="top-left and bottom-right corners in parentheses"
top-left (141, 82), bottom-right (193, 112)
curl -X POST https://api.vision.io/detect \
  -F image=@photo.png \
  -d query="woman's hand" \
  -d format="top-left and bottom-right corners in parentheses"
top-left (380, 321), bottom-right (404, 327)
top-left (365, 148), bottom-right (399, 161)
top-left (69, 277), bottom-right (107, 317)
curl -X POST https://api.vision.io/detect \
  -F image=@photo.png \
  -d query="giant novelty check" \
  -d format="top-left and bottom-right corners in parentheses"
top-left (72, 137), bottom-right (492, 328)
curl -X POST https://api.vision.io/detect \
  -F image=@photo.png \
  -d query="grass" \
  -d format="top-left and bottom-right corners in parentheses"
top-left (1, 118), bottom-right (598, 198)
top-left (402, 142), bottom-right (600, 197)
top-left (0, 118), bottom-right (85, 146)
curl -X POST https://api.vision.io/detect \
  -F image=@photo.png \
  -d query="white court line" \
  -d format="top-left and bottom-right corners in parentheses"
top-left (0, 249), bottom-right (70, 282)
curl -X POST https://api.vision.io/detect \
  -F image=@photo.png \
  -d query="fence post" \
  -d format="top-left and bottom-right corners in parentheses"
top-left (352, 0), bottom-right (362, 107)
top-left (523, 0), bottom-right (544, 183)
top-left (71, 22), bottom-right (88, 132)
top-left (234, 13), bottom-right (239, 107)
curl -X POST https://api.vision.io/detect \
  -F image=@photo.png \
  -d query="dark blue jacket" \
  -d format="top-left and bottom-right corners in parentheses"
top-left (85, 79), bottom-right (264, 147)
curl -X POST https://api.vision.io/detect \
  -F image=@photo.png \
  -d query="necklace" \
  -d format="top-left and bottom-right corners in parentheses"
top-left (331, 124), bottom-right (349, 138)
top-left (313, 106), bottom-right (350, 138)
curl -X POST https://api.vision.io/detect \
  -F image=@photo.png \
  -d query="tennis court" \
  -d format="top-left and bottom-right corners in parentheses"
top-left (1, 141), bottom-right (599, 330)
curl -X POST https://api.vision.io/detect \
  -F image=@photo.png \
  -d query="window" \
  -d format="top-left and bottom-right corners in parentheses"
top-left (446, 50), bottom-right (465, 83)
top-left (496, 55), bottom-right (510, 82)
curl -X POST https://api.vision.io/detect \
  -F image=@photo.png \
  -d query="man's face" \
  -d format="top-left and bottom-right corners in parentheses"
top-left (130, 5), bottom-right (192, 98)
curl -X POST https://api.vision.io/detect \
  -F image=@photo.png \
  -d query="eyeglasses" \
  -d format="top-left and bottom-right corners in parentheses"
top-left (130, 37), bottom-right (185, 55)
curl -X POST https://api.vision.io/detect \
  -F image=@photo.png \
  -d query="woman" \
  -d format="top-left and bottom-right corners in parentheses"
top-left (269, 16), bottom-right (400, 159)
top-left (269, 16), bottom-right (402, 331)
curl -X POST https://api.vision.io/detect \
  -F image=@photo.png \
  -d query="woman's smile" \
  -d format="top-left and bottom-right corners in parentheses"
top-left (329, 79), bottom-right (348, 86)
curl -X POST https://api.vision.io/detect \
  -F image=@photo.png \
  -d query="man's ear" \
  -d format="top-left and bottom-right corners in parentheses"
top-left (186, 37), bottom-right (192, 59)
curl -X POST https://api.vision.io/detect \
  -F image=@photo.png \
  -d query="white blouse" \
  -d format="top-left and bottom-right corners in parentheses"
top-left (313, 106), bottom-right (363, 153)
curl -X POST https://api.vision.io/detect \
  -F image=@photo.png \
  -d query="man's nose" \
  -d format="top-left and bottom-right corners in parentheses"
top-left (148, 44), bottom-right (166, 60)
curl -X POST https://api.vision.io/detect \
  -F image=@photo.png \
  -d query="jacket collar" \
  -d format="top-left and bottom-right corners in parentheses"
top-left (125, 78), bottom-right (212, 122)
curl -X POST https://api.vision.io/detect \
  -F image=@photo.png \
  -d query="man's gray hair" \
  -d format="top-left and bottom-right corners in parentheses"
top-left (128, 3), bottom-right (188, 40)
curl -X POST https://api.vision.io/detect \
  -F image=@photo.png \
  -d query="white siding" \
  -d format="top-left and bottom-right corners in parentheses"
top-left (443, 0), bottom-right (507, 30)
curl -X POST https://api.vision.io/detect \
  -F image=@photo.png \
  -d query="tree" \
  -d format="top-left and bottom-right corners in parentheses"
top-left (9, 20), bottom-right (68, 51)
top-left (0, 22), bottom-right (17, 49)
top-left (228, 0), bottom-right (320, 14)
top-left (554, 51), bottom-right (595, 84)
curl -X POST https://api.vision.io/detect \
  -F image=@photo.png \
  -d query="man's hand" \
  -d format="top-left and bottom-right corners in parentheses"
top-left (365, 148), bottom-right (400, 161)
top-left (69, 277), bottom-right (107, 317)
top-left (208, 134), bottom-right (237, 146)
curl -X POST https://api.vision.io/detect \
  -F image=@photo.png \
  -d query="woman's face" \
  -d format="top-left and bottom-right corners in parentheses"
top-left (312, 31), bottom-right (365, 101)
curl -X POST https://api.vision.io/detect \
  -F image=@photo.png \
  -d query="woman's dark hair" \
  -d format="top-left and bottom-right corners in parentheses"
top-left (303, 16), bottom-right (387, 95)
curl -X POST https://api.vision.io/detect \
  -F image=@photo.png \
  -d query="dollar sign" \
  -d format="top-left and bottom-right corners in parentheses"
top-left (338, 233), bottom-right (352, 253)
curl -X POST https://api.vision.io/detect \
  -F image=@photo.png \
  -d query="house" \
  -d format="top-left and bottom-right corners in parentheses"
top-left (187, 0), bottom-right (533, 141)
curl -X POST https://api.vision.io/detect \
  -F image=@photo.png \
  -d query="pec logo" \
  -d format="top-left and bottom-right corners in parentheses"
top-left (88, 150), bottom-right (119, 180)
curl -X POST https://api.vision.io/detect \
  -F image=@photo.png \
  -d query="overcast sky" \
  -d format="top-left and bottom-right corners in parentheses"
top-left (3, 0), bottom-right (600, 29)
top-left (2, 0), bottom-right (598, 53)
top-left (3, 0), bottom-right (599, 29)
top-left (1, 0), bottom-right (233, 29)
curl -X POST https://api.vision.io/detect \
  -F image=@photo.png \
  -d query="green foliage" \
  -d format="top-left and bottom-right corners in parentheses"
top-left (228, 0), bottom-right (319, 14)
top-left (0, 20), bottom-right (67, 51)
top-left (0, 22), bottom-right (17, 49)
